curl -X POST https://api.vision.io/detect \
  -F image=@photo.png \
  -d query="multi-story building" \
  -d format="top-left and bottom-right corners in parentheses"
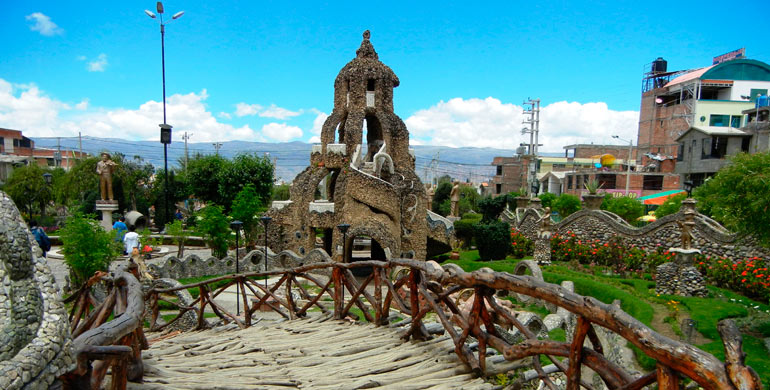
top-left (0, 128), bottom-right (86, 184)
top-left (675, 105), bottom-right (770, 186)
top-left (638, 56), bottom-right (770, 171)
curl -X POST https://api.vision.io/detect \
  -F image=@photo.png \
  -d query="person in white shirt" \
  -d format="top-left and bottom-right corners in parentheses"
top-left (123, 225), bottom-right (140, 256)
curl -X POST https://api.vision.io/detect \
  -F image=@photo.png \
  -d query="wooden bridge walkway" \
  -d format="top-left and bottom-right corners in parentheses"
top-left (129, 316), bottom-right (502, 390)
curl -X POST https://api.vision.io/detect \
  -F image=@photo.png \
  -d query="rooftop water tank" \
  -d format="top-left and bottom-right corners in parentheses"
top-left (652, 57), bottom-right (667, 73)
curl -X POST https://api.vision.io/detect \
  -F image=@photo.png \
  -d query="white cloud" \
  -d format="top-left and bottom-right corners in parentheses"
top-left (235, 103), bottom-right (262, 117)
top-left (0, 78), bottom-right (264, 142)
top-left (309, 109), bottom-right (328, 135)
top-left (75, 99), bottom-right (89, 110)
top-left (87, 54), bottom-right (108, 72)
top-left (308, 136), bottom-right (321, 144)
top-left (261, 123), bottom-right (303, 142)
top-left (25, 12), bottom-right (62, 36)
top-left (404, 97), bottom-right (638, 151)
top-left (259, 104), bottom-right (301, 119)
top-left (76, 55), bottom-right (86, 61)
top-left (218, 111), bottom-right (232, 119)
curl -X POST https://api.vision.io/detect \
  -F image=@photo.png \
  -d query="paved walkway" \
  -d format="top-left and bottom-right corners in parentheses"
top-left (128, 316), bottom-right (500, 390)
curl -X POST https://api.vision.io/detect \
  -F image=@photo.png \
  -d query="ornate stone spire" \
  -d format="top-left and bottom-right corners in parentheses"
top-left (356, 30), bottom-right (378, 60)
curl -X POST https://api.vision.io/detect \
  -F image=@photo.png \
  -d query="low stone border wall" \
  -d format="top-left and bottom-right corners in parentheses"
top-left (149, 247), bottom-right (334, 280)
top-left (512, 207), bottom-right (770, 261)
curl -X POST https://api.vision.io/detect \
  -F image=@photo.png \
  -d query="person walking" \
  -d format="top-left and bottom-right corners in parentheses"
top-left (30, 220), bottom-right (51, 257)
top-left (123, 225), bottom-right (140, 256)
top-left (113, 216), bottom-right (128, 242)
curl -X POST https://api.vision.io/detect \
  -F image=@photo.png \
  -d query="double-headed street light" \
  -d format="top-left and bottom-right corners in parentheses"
top-left (145, 2), bottom-right (184, 226)
top-left (612, 135), bottom-right (634, 195)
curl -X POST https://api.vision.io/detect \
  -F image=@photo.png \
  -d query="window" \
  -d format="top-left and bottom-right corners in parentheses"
top-left (496, 165), bottom-right (503, 175)
top-left (709, 114), bottom-right (730, 127)
top-left (643, 175), bottom-right (663, 190)
top-left (495, 183), bottom-right (502, 194)
top-left (596, 174), bottom-right (616, 189)
top-left (552, 163), bottom-right (566, 169)
top-left (367, 79), bottom-right (375, 91)
top-left (711, 136), bottom-right (728, 159)
top-left (741, 137), bottom-right (751, 153)
top-left (730, 115), bottom-right (742, 128)
top-left (701, 138), bottom-right (711, 159)
top-left (567, 175), bottom-right (573, 189)
top-left (677, 143), bottom-right (684, 161)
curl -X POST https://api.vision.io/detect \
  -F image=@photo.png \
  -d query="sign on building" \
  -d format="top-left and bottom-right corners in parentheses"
top-left (712, 48), bottom-right (746, 65)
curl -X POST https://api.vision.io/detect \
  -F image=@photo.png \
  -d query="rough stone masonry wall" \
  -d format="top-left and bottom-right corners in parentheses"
top-left (514, 207), bottom-right (770, 261)
top-left (149, 247), bottom-right (334, 280)
top-left (0, 191), bottom-right (73, 389)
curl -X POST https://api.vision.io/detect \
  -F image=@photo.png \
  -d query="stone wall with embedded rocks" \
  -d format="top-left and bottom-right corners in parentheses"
top-left (0, 191), bottom-right (74, 390)
top-left (513, 207), bottom-right (770, 261)
top-left (149, 248), bottom-right (334, 280)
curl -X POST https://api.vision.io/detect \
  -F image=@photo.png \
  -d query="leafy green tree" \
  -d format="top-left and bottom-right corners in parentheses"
top-left (538, 192), bottom-right (557, 209)
top-left (693, 152), bottom-right (770, 246)
top-left (458, 185), bottom-right (480, 216)
top-left (272, 183), bottom-right (290, 201)
top-left (553, 194), bottom-right (582, 218)
top-left (601, 195), bottom-right (644, 223)
top-left (165, 220), bottom-right (188, 257)
top-left (453, 213), bottom-right (482, 248)
top-left (111, 154), bottom-right (154, 212)
top-left (197, 205), bottom-right (230, 258)
top-left (59, 213), bottom-right (121, 286)
top-left (56, 156), bottom-right (100, 214)
top-left (431, 181), bottom-right (453, 216)
top-left (230, 184), bottom-right (265, 247)
top-left (185, 153), bottom-right (273, 212)
top-left (477, 195), bottom-right (507, 222)
top-left (654, 193), bottom-right (687, 218)
top-left (3, 163), bottom-right (53, 220)
top-left (150, 169), bottom-right (189, 228)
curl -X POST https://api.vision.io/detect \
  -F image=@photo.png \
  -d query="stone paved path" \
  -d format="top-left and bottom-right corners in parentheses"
top-left (128, 317), bottom-right (501, 390)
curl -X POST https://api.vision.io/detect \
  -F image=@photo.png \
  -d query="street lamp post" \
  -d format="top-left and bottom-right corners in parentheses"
top-left (230, 220), bottom-right (243, 315)
top-left (146, 3), bottom-right (184, 227)
top-left (612, 135), bottom-right (634, 195)
top-left (261, 216), bottom-right (272, 290)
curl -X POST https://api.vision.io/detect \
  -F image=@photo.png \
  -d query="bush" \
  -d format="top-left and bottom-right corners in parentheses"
top-left (549, 231), bottom-right (669, 275)
top-left (431, 181), bottom-right (453, 216)
top-left (509, 228), bottom-right (533, 259)
top-left (601, 195), bottom-right (644, 223)
top-left (552, 194), bottom-right (581, 218)
top-left (475, 221), bottom-right (510, 260)
top-left (197, 205), bottom-right (230, 259)
top-left (538, 192), bottom-right (557, 209)
top-left (165, 220), bottom-right (188, 257)
top-left (696, 256), bottom-right (770, 302)
top-left (654, 193), bottom-right (687, 218)
top-left (453, 213), bottom-right (482, 248)
top-left (59, 213), bottom-right (121, 286)
top-left (230, 184), bottom-right (265, 247)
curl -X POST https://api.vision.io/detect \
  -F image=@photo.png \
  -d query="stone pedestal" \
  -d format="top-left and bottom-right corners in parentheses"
top-left (514, 196), bottom-right (530, 210)
top-left (95, 200), bottom-right (119, 231)
top-left (655, 247), bottom-right (708, 297)
top-left (534, 232), bottom-right (552, 265)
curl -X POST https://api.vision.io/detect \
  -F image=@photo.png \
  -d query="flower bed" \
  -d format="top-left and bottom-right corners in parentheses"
top-left (696, 256), bottom-right (770, 302)
top-left (509, 228), bottom-right (533, 258)
top-left (549, 231), bottom-right (670, 274)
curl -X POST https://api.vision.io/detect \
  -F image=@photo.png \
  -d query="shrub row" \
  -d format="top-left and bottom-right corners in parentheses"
top-left (696, 256), bottom-right (770, 302)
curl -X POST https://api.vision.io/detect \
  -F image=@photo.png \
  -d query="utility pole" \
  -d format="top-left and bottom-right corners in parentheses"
top-left (522, 98), bottom-right (541, 195)
top-left (78, 132), bottom-right (83, 159)
top-left (182, 132), bottom-right (192, 170)
top-left (213, 142), bottom-right (223, 155)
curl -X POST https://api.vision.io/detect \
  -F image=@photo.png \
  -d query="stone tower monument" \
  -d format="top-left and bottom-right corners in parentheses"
top-left (267, 31), bottom-right (453, 263)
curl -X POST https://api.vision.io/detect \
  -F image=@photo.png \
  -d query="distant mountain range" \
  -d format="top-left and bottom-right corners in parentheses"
top-left (31, 136), bottom-right (559, 184)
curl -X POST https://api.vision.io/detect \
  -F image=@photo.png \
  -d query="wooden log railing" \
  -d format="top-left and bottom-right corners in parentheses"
top-left (145, 259), bottom-right (762, 390)
top-left (61, 267), bottom-right (147, 390)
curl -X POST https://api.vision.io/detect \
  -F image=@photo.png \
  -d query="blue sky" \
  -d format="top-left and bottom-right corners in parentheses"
top-left (2, 0), bottom-right (769, 151)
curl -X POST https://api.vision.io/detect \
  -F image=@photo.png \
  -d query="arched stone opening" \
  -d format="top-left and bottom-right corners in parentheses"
top-left (335, 113), bottom-right (347, 144)
top-left (345, 234), bottom-right (388, 277)
top-left (363, 114), bottom-right (384, 162)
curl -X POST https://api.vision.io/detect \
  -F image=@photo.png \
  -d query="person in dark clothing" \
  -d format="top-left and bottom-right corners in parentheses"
top-left (30, 220), bottom-right (51, 257)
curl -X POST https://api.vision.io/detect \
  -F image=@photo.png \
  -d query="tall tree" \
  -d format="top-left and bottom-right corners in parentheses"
top-left (3, 163), bottom-right (53, 219)
top-left (693, 152), bottom-right (770, 246)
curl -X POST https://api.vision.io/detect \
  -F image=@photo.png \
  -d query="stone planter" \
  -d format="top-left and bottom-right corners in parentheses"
top-left (582, 194), bottom-right (604, 210)
top-left (514, 196), bottom-right (530, 209)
